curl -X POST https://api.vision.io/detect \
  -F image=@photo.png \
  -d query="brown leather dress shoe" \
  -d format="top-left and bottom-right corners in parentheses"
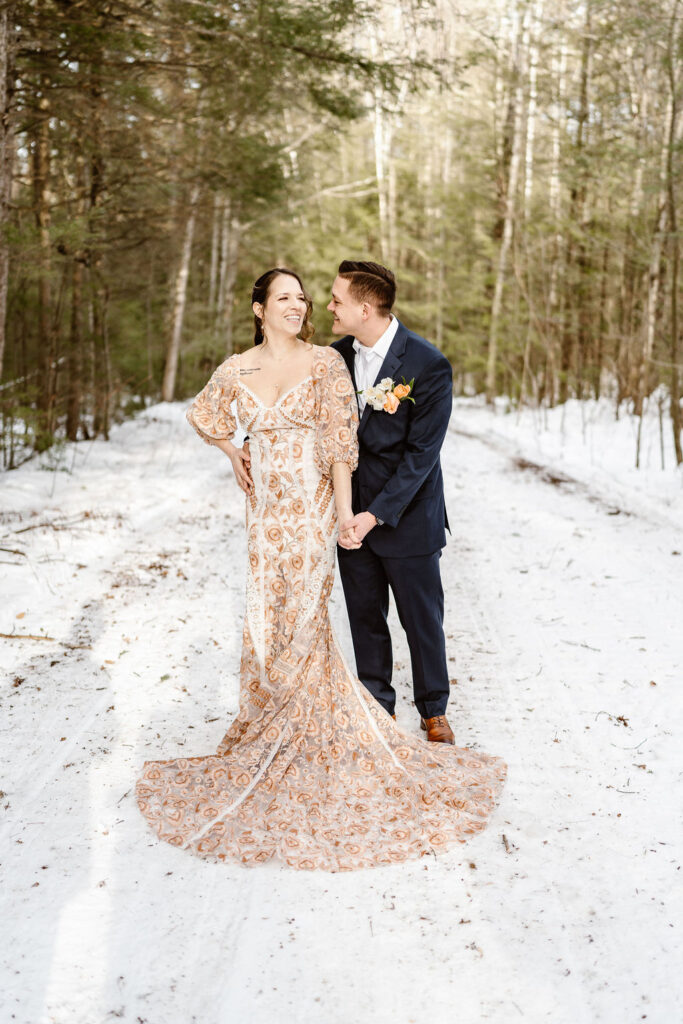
top-left (420, 714), bottom-right (455, 744)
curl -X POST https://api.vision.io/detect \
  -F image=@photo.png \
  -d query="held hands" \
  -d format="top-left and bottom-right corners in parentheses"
top-left (338, 518), bottom-right (361, 549)
top-left (338, 511), bottom-right (377, 550)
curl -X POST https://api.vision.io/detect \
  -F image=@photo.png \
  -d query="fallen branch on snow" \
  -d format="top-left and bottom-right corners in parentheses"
top-left (0, 632), bottom-right (92, 649)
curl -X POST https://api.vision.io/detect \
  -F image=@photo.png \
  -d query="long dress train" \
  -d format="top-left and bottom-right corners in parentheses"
top-left (135, 345), bottom-right (506, 871)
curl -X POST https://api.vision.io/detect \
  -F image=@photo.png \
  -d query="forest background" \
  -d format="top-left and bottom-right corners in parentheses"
top-left (1, 0), bottom-right (682, 470)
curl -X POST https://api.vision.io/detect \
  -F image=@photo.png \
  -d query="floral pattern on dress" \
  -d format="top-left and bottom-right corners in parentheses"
top-left (135, 344), bottom-right (506, 871)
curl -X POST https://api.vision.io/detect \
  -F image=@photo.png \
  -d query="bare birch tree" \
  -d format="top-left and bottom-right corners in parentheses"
top-left (486, 0), bottom-right (529, 402)
top-left (162, 181), bottom-right (201, 402)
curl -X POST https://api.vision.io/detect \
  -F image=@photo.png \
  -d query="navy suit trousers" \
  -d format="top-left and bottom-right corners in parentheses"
top-left (337, 544), bottom-right (450, 719)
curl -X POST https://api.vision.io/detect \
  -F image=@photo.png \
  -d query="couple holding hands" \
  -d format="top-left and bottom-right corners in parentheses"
top-left (136, 260), bottom-right (506, 872)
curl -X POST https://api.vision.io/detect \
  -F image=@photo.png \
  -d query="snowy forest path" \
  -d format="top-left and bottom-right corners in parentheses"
top-left (1, 403), bottom-right (681, 1024)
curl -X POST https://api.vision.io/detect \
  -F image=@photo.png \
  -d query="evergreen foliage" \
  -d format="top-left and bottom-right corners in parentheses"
top-left (0, 0), bottom-right (681, 467)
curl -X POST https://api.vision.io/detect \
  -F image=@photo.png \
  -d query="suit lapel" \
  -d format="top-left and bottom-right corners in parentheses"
top-left (358, 321), bottom-right (409, 438)
top-left (335, 336), bottom-right (360, 414)
top-left (336, 336), bottom-right (356, 385)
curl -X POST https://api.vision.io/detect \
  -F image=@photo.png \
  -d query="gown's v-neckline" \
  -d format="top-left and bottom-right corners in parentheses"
top-left (237, 349), bottom-right (314, 410)
top-left (236, 374), bottom-right (313, 411)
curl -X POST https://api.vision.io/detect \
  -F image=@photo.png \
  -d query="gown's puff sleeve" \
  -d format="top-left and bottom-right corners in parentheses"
top-left (186, 356), bottom-right (238, 445)
top-left (313, 347), bottom-right (359, 477)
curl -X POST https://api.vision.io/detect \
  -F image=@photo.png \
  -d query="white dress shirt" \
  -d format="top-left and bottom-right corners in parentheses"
top-left (353, 315), bottom-right (400, 414)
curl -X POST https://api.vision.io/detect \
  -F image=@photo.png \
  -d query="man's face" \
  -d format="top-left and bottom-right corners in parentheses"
top-left (327, 275), bottom-right (364, 336)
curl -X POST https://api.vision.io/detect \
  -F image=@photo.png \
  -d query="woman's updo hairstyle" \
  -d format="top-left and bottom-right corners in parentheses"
top-left (251, 268), bottom-right (315, 345)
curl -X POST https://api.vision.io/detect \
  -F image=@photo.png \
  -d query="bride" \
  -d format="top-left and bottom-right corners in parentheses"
top-left (135, 268), bottom-right (506, 871)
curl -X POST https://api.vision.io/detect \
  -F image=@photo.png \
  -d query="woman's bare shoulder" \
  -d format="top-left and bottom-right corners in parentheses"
top-left (235, 345), bottom-right (260, 369)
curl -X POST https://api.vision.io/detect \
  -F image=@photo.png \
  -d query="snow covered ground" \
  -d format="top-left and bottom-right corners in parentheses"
top-left (1, 396), bottom-right (682, 1024)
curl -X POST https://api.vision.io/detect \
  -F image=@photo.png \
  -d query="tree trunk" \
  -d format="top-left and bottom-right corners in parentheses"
top-left (636, 91), bottom-right (676, 427)
top-left (369, 9), bottom-right (413, 268)
top-left (669, 202), bottom-right (682, 464)
top-left (560, 3), bottom-right (592, 404)
top-left (0, 6), bottom-right (14, 382)
top-left (545, 38), bottom-right (567, 406)
top-left (665, 0), bottom-right (682, 464)
top-left (617, 59), bottom-right (650, 404)
top-left (146, 250), bottom-right (155, 389)
top-left (162, 182), bottom-right (201, 402)
top-left (208, 192), bottom-right (221, 319)
top-left (33, 73), bottom-right (54, 446)
top-left (87, 47), bottom-right (107, 437)
top-left (435, 129), bottom-right (453, 351)
top-left (91, 272), bottom-right (111, 438)
top-left (493, 5), bottom-right (518, 243)
top-left (217, 208), bottom-right (241, 357)
top-left (65, 141), bottom-right (88, 441)
top-left (593, 237), bottom-right (610, 399)
top-left (216, 195), bottom-right (232, 326)
top-left (373, 82), bottom-right (391, 263)
top-left (66, 258), bottom-right (83, 441)
top-left (523, 0), bottom-right (543, 221)
top-left (486, 1), bottom-right (529, 403)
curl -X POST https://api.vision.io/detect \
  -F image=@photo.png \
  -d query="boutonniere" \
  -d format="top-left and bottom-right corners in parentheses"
top-left (358, 376), bottom-right (415, 414)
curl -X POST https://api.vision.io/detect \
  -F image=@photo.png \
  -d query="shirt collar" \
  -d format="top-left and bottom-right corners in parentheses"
top-left (352, 315), bottom-right (398, 360)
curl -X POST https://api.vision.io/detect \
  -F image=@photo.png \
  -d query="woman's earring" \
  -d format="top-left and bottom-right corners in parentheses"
top-left (260, 319), bottom-right (267, 344)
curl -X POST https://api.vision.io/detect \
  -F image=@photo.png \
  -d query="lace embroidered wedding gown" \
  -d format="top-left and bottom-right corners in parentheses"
top-left (135, 345), bottom-right (506, 871)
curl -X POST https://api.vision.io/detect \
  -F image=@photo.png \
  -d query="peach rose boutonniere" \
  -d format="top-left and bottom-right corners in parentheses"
top-left (359, 376), bottom-right (415, 415)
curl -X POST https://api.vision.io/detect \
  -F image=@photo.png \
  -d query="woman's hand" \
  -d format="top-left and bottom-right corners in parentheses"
top-left (228, 444), bottom-right (252, 494)
top-left (342, 511), bottom-right (376, 542)
top-left (338, 510), bottom-right (361, 550)
top-left (331, 463), bottom-right (359, 549)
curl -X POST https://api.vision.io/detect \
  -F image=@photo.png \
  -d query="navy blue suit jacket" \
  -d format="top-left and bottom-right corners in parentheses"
top-left (332, 321), bottom-right (452, 557)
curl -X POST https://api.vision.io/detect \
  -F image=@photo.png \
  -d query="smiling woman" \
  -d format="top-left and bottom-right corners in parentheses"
top-left (251, 267), bottom-right (315, 347)
top-left (241, 269), bottom-right (317, 408)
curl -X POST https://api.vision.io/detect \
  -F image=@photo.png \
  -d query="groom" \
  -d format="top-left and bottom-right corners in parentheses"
top-left (329, 260), bottom-right (456, 744)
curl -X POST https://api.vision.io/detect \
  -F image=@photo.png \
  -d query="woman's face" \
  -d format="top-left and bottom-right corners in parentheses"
top-left (254, 274), bottom-right (308, 339)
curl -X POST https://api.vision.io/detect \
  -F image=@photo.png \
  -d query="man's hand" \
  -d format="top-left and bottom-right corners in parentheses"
top-left (341, 511), bottom-right (377, 545)
top-left (229, 441), bottom-right (252, 494)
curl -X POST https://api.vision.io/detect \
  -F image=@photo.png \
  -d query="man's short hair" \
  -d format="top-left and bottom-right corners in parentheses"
top-left (338, 260), bottom-right (396, 315)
